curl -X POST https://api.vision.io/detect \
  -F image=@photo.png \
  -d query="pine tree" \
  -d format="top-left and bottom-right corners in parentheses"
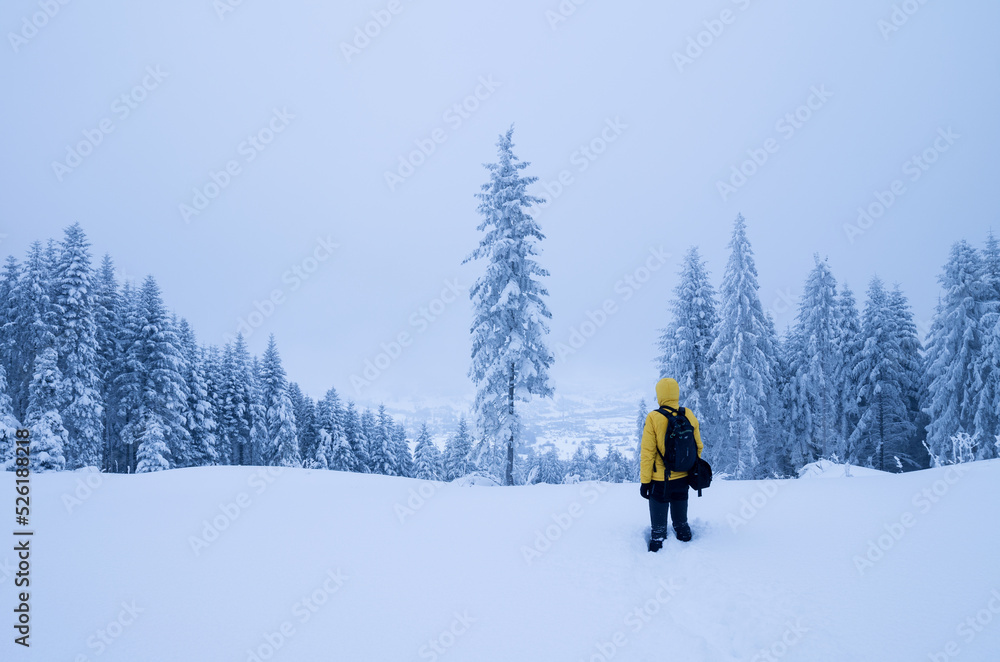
top-left (116, 277), bottom-right (188, 472)
top-left (288, 383), bottom-right (319, 467)
top-left (850, 278), bottom-right (914, 471)
top-left (634, 398), bottom-right (646, 480)
top-left (0, 363), bottom-right (21, 471)
top-left (368, 405), bottom-right (396, 475)
top-left (112, 281), bottom-right (142, 472)
top-left (392, 423), bottom-right (413, 478)
top-left (444, 415), bottom-right (474, 480)
top-left (834, 285), bottom-right (863, 461)
top-left (259, 335), bottom-right (300, 467)
top-left (345, 402), bottom-right (370, 472)
top-left (11, 242), bottom-right (57, 422)
top-left (94, 255), bottom-right (122, 471)
top-left (51, 223), bottom-right (104, 469)
top-left (465, 126), bottom-right (554, 485)
top-left (219, 335), bottom-right (254, 465)
top-left (657, 246), bottom-right (718, 415)
top-left (708, 214), bottom-right (775, 479)
top-left (25, 347), bottom-right (67, 472)
top-left (0, 256), bottom-right (21, 420)
top-left (889, 286), bottom-right (926, 467)
top-left (134, 412), bottom-right (170, 473)
top-left (924, 242), bottom-right (990, 459)
top-left (413, 423), bottom-right (444, 480)
top-left (536, 447), bottom-right (564, 484)
top-left (177, 319), bottom-right (218, 467)
top-left (788, 256), bottom-right (840, 463)
top-left (601, 446), bottom-right (631, 483)
top-left (317, 387), bottom-right (352, 471)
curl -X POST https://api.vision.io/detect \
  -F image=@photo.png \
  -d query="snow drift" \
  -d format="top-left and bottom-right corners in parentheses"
top-left (3, 461), bottom-right (1000, 661)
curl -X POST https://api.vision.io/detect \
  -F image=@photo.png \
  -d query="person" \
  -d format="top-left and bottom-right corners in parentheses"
top-left (639, 377), bottom-right (704, 551)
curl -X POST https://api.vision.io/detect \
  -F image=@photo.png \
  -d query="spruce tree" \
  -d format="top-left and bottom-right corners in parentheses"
top-left (413, 423), bottom-right (443, 480)
top-left (924, 242), bottom-right (990, 458)
top-left (708, 214), bottom-right (776, 479)
top-left (0, 363), bottom-right (21, 471)
top-left (25, 347), bottom-right (67, 472)
top-left (94, 255), bottom-right (122, 471)
top-left (259, 335), bottom-right (300, 467)
top-left (465, 126), bottom-right (554, 485)
top-left (368, 405), bottom-right (396, 475)
top-left (444, 415), bottom-right (473, 480)
top-left (52, 223), bottom-right (104, 468)
top-left (834, 285), bottom-right (863, 461)
top-left (392, 422), bottom-right (413, 478)
top-left (657, 246), bottom-right (718, 414)
top-left (177, 319), bottom-right (218, 467)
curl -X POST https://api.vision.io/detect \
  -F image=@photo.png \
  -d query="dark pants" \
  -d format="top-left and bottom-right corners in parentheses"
top-left (649, 479), bottom-right (689, 541)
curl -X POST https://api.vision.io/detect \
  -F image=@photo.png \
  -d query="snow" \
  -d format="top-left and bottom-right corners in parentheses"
top-left (5, 461), bottom-right (1000, 661)
top-left (797, 459), bottom-right (888, 479)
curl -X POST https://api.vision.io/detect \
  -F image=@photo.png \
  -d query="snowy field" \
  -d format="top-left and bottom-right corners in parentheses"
top-left (4, 461), bottom-right (1000, 661)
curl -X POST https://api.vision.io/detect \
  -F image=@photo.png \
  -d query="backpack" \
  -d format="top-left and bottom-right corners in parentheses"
top-left (652, 406), bottom-right (699, 475)
top-left (687, 458), bottom-right (712, 497)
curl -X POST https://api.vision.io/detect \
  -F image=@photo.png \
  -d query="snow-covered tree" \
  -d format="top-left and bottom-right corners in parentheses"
top-left (259, 335), bottom-right (300, 467)
top-left (368, 406), bottom-right (395, 475)
top-left (708, 214), bottom-right (776, 479)
top-left (25, 347), bottom-right (67, 472)
top-left (392, 423), bottom-right (413, 478)
top-left (633, 398), bottom-right (646, 480)
top-left (657, 246), bottom-right (718, 415)
top-left (413, 423), bottom-right (443, 480)
top-left (601, 446), bottom-right (632, 483)
top-left (11, 242), bottom-right (57, 421)
top-left (850, 278), bottom-right (915, 471)
top-left (444, 415), bottom-right (474, 480)
top-left (177, 319), bottom-right (218, 467)
top-left (345, 402), bottom-right (370, 472)
top-left (317, 387), bottom-right (352, 471)
top-left (51, 223), bottom-right (104, 469)
top-left (833, 285), bottom-right (863, 461)
top-left (0, 256), bottom-right (21, 420)
top-left (218, 335), bottom-right (255, 465)
top-left (788, 256), bottom-right (840, 463)
top-left (924, 241), bottom-right (991, 459)
top-left (465, 126), bottom-right (554, 485)
top-left (94, 255), bottom-right (122, 471)
top-left (134, 413), bottom-right (170, 473)
top-left (0, 362), bottom-right (22, 471)
top-left (288, 383), bottom-right (319, 467)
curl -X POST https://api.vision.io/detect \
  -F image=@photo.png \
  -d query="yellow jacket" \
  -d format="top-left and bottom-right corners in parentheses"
top-left (640, 378), bottom-right (704, 483)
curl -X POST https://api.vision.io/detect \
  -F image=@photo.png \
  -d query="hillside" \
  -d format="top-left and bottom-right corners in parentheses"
top-left (3, 461), bottom-right (1000, 661)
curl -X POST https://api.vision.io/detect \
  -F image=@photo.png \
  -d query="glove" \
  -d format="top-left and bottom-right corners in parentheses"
top-left (640, 482), bottom-right (652, 500)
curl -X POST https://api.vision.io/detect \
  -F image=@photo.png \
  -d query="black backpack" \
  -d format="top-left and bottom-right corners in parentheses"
top-left (652, 406), bottom-right (699, 475)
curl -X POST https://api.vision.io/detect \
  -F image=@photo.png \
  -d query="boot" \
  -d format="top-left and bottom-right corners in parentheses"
top-left (671, 499), bottom-right (692, 542)
top-left (648, 537), bottom-right (663, 552)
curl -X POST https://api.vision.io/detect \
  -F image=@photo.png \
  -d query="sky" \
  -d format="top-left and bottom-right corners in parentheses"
top-left (1, 0), bottom-right (997, 411)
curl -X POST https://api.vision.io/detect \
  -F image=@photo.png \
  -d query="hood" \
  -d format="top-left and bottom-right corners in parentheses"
top-left (655, 378), bottom-right (679, 409)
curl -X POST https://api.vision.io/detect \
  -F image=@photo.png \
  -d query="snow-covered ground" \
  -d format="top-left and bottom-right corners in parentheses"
top-left (4, 461), bottom-right (1000, 661)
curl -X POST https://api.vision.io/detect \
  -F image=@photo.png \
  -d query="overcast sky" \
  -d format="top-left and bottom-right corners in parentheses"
top-left (2, 0), bottom-right (997, 409)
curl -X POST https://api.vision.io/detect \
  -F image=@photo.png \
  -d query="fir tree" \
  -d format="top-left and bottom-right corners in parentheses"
top-left (0, 363), bottom-right (21, 471)
top-left (789, 256), bottom-right (840, 463)
top-left (134, 413), bottom-right (170, 473)
top-left (94, 255), bottom-right (122, 471)
top-left (25, 347), bottom-right (67, 472)
top-left (345, 402), bottom-right (371, 472)
top-left (0, 256), bottom-right (21, 419)
top-left (177, 319), bottom-right (218, 467)
top-left (259, 335), bottom-right (300, 467)
top-left (11, 242), bottom-right (57, 421)
top-left (850, 278), bottom-right (914, 471)
top-left (413, 423), bottom-right (444, 480)
top-left (288, 383), bottom-right (319, 467)
top-left (708, 214), bottom-right (776, 479)
top-left (51, 223), bottom-right (103, 468)
top-left (317, 387), bottom-right (352, 471)
top-left (657, 246), bottom-right (718, 414)
top-left (924, 242), bottom-right (990, 459)
top-left (465, 126), bottom-right (554, 485)
top-left (392, 422), bottom-right (413, 478)
top-left (444, 415), bottom-right (474, 480)
top-left (369, 405), bottom-right (395, 475)
top-left (834, 285), bottom-right (863, 461)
